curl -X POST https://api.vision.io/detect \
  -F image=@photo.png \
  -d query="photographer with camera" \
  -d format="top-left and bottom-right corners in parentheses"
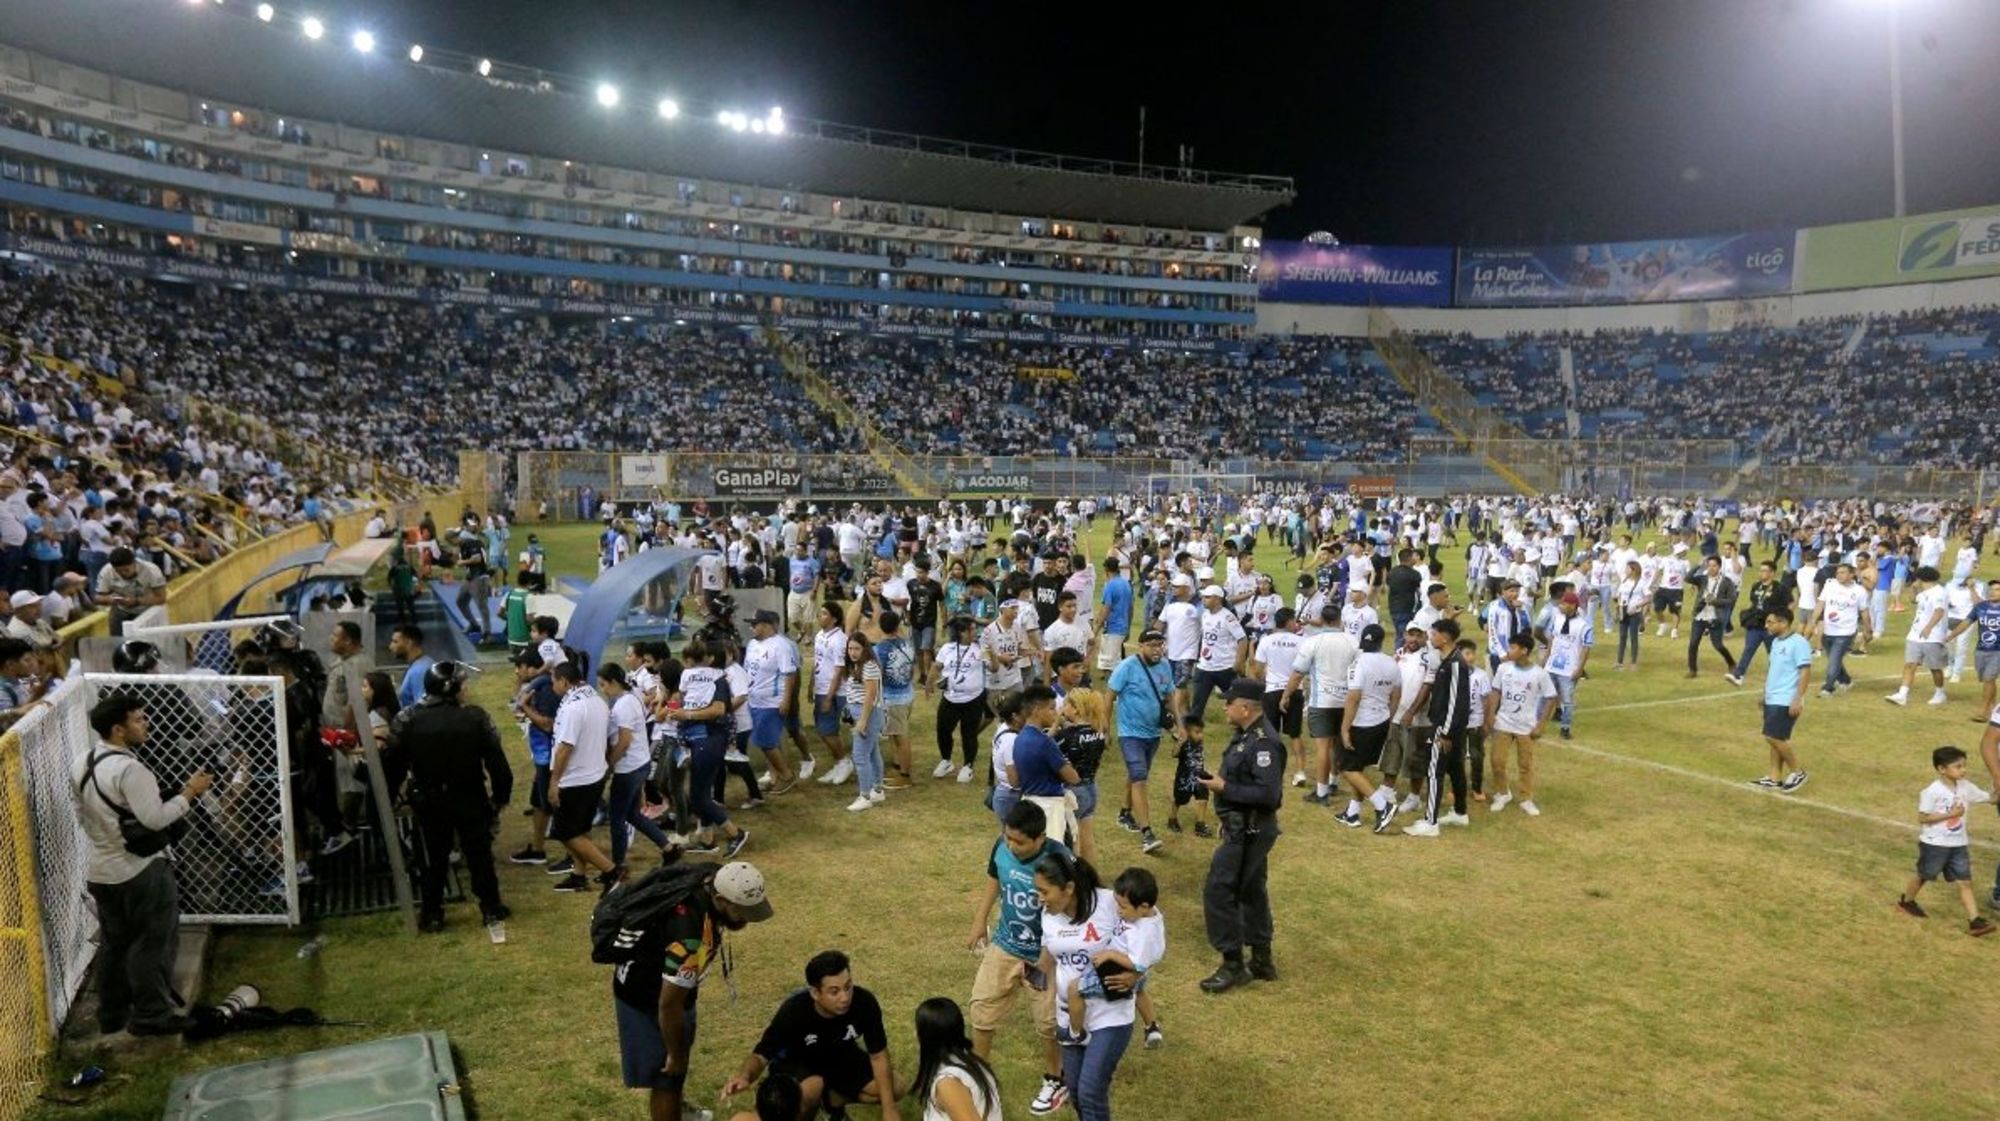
top-left (76, 693), bottom-right (211, 1036)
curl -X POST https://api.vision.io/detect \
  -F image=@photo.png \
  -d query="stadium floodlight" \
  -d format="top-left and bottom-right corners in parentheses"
top-left (766, 114), bottom-right (785, 136)
top-left (595, 83), bottom-right (620, 108)
top-left (408, 43), bottom-right (423, 62)
top-left (477, 57), bottom-right (492, 76)
top-left (750, 118), bottom-right (766, 134)
top-left (255, 2), bottom-right (272, 19)
top-left (769, 106), bottom-right (783, 120)
top-left (730, 112), bottom-right (749, 132)
top-left (657, 97), bottom-right (680, 120)
top-left (301, 16), bottom-right (324, 39)
top-left (350, 29), bottom-right (374, 53)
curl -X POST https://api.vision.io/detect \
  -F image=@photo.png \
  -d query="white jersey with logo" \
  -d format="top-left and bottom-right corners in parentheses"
top-left (1818, 581), bottom-right (1867, 637)
top-left (1345, 650), bottom-right (1400, 728)
top-left (1255, 630), bottom-right (1303, 692)
top-left (1197, 608), bottom-right (1247, 673)
top-left (1544, 612), bottom-right (1594, 678)
top-left (1491, 661), bottom-right (1557, 735)
top-left (812, 627), bottom-right (848, 697)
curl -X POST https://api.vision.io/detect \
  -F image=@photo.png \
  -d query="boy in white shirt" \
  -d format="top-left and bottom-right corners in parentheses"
top-left (1065, 866), bottom-right (1168, 1049)
top-left (1895, 745), bottom-right (1997, 936)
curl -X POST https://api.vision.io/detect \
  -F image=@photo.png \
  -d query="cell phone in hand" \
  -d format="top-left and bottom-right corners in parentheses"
top-left (1023, 964), bottom-right (1047, 991)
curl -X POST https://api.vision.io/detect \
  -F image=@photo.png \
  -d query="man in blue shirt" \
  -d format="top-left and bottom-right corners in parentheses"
top-left (964, 800), bottom-right (1070, 1116)
top-left (1947, 577), bottom-right (2000, 723)
top-left (1094, 557), bottom-right (1134, 676)
top-left (1107, 629), bottom-right (1182, 855)
top-left (784, 540), bottom-right (822, 641)
top-left (1756, 608), bottom-right (1812, 793)
top-left (391, 624), bottom-right (435, 709)
top-left (505, 648), bottom-right (562, 865)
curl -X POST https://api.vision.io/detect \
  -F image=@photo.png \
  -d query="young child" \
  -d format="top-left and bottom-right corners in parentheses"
top-left (1062, 867), bottom-right (1169, 1049)
top-left (1897, 745), bottom-right (1997, 936)
top-left (1459, 639), bottom-right (1491, 803)
top-left (1166, 713), bottom-right (1216, 838)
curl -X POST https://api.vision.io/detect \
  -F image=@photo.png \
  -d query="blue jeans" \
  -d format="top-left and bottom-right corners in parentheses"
top-left (607, 767), bottom-right (668, 866)
top-left (1734, 627), bottom-right (1771, 679)
top-left (686, 730), bottom-right (730, 828)
top-left (848, 702), bottom-right (885, 793)
top-left (1552, 673), bottom-right (1578, 731)
top-left (1060, 1019), bottom-right (1133, 1121)
top-left (1820, 634), bottom-right (1854, 693)
top-left (991, 784), bottom-right (1019, 831)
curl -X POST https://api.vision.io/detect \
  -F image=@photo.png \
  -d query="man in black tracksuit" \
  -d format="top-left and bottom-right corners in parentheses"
top-left (392, 662), bottom-right (514, 931)
top-left (1198, 679), bottom-right (1286, 994)
top-left (1414, 618), bottom-right (1472, 834)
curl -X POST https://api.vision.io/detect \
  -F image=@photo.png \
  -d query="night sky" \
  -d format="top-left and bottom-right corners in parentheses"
top-left (310, 0), bottom-right (2000, 243)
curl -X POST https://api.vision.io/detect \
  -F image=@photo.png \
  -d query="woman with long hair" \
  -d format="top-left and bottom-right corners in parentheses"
top-left (842, 632), bottom-right (886, 812)
top-left (1055, 687), bottom-right (1110, 867)
top-left (1616, 560), bottom-right (1646, 669)
top-left (912, 997), bottom-right (1002, 1121)
top-left (676, 639), bottom-right (749, 857)
top-left (1034, 850), bottom-right (1132, 1121)
top-left (598, 663), bottom-right (673, 876)
top-left (810, 601), bottom-right (854, 784)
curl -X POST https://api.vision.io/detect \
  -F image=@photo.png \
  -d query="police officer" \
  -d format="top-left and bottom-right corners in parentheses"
top-left (390, 660), bottom-right (514, 932)
top-left (1196, 678), bottom-right (1286, 993)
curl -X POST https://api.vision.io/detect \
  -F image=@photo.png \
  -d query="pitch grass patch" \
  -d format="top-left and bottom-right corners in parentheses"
top-left (35, 520), bottom-right (2000, 1121)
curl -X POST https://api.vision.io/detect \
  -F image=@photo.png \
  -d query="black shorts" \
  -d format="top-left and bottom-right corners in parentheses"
top-left (1306, 706), bottom-right (1343, 740)
top-left (1652, 588), bottom-right (1684, 613)
top-left (1261, 691), bottom-right (1303, 738)
top-left (1484, 576), bottom-right (1503, 599)
top-left (1760, 703), bottom-right (1797, 742)
top-left (549, 780), bottom-right (605, 842)
top-left (771, 1047), bottom-right (876, 1103)
top-left (1338, 721), bottom-right (1389, 773)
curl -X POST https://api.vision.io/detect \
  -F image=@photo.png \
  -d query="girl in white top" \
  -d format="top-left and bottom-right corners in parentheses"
top-left (1035, 852), bottom-right (1135, 1119)
top-left (911, 998), bottom-right (1003, 1121)
top-left (811, 605), bottom-right (853, 782)
top-left (597, 663), bottom-right (671, 869)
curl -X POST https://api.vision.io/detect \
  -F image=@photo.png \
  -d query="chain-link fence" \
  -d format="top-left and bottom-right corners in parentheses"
top-left (0, 697), bottom-right (61, 1121)
top-left (13, 678), bottom-right (97, 1039)
top-left (82, 674), bottom-right (299, 926)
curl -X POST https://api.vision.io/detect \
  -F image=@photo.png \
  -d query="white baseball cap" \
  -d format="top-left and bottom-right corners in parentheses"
top-left (1671, 543), bottom-right (1688, 554)
top-left (1201, 584), bottom-right (1225, 599)
top-left (1170, 574), bottom-right (1194, 589)
top-left (8, 590), bottom-right (38, 609)
top-left (713, 861), bottom-right (773, 922)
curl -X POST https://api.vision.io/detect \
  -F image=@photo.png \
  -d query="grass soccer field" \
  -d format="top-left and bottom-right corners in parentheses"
top-left (37, 518), bottom-right (2000, 1121)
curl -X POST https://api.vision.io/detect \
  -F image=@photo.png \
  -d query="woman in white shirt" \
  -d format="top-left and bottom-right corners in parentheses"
top-left (911, 997), bottom-right (1003, 1121)
top-left (811, 604), bottom-right (854, 784)
top-left (598, 664), bottom-right (671, 875)
top-left (933, 615), bottom-right (989, 783)
top-left (1615, 561), bottom-right (1647, 670)
top-left (1035, 851), bottom-right (1135, 1121)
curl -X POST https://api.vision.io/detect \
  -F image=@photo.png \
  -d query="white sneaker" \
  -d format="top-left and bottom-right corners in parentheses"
top-left (1291, 771), bottom-right (1309, 788)
top-left (1948, 672), bottom-right (1963, 685)
top-left (1670, 628), bottom-right (1679, 639)
top-left (933, 759), bottom-right (957, 779)
top-left (1520, 800), bottom-right (1541, 816)
top-left (845, 796), bottom-right (873, 812)
top-left (1655, 623), bottom-right (1666, 637)
top-left (1929, 690), bottom-right (1949, 706)
top-left (797, 758), bottom-right (817, 782)
top-left (868, 787), bottom-right (887, 804)
top-left (1489, 792), bottom-right (1512, 813)
top-left (957, 765), bottom-right (975, 784)
top-left (756, 770), bottom-right (775, 789)
top-left (1441, 812), bottom-right (1471, 827)
top-left (724, 749), bottom-right (750, 764)
top-left (682, 1107), bottom-right (714, 1121)
top-left (1403, 821), bottom-right (1440, 837)
top-left (826, 757), bottom-right (855, 784)
top-left (1398, 793), bottom-right (1422, 814)
top-left (1885, 691), bottom-right (1908, 706)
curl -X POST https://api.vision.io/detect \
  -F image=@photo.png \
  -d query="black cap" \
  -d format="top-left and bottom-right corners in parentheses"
top-left (1138, 628), bottom-right (1166, 644)
top-left (1359, 623), bottom-right (1386, 651)
top-left (751, 608), bottom-right (781, 627)
top-left (1225, 680), bottom-right (1265, 704)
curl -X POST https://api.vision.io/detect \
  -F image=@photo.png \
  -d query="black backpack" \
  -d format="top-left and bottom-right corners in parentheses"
top-left (589, 861), bottom-right (715, 965)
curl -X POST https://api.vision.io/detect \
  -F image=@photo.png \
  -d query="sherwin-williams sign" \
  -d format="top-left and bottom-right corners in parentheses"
top-left (1800, 204), bottom-right (2000, 291)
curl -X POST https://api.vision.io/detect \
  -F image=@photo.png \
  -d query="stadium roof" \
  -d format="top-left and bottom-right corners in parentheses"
top-left (0, 2), bottom-right (1294, 232)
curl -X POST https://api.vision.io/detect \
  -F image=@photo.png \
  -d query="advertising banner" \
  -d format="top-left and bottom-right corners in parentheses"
top-left (618, 455), bottom-right (669, 488)
top-left (949, 472), bottom-right (1033, 495)
top-left (693, 460), bottom-right (898, 499)
top-left (1256, 242), bottom-right (1453, 307)
top-left (1800, 206), bottom-right (2000, 291)
top-left (1456, 231), bottom-right (1795, 306)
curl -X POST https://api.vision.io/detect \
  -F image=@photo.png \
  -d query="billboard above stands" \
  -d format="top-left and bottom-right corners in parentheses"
top-left (1455, 231), bottom-right (1795, 307)
top-left (1256, 243), bottom-right (1454, 307)
top-left (1800, 206), bottom-right (2000, 291)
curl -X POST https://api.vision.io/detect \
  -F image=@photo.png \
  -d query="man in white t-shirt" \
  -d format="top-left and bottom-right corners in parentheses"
top-left (1157, 576), bottom-right (1201, 700)
top-left (1887, 565), bottom-right (1951, 708)
top-left (1338, 623), bottom-right (1402, 831)
top-left (1251, 608), bottom-right (1305, 784)
top-left (1191, 586), bottom-right (1247, 721)
top-left (1040, 592), bottom-right (1094, 679)
top-left (1284, 603), bottom-right (1359, 804)
top-left (546, 663), bottom-right (617, 891)
top-left (1808, 563), bottom-right (1867, 697)
top-left (1486, 631), bottom-right (1556, 816)
top-left (1653, 543), bottom-right (1690, 639)
top-left (1541, 590), bottom-right (1593, 739)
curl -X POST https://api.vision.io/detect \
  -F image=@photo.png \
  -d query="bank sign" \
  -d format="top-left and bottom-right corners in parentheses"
top-left (1898, 215), bottom-right (2000, 274)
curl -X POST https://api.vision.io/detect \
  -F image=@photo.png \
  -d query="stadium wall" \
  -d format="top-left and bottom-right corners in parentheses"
top-left (1258, 271), bottom-right (2000, 340)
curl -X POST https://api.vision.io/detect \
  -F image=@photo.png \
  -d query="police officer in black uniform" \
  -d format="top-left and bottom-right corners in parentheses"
top-left (1197, 678), bottom-right (1286, 993)
top-left (390, 661), bottom-right (514, 932)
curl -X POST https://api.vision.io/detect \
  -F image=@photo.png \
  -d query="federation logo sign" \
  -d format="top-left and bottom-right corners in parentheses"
top-left (1899, 216), bottom-right (2000, 274)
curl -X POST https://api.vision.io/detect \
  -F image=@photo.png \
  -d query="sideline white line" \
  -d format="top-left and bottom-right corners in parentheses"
top-left (1591, 674), bottom-right (1902, 713)
top-left (1548, 735), bottom-right (2000, 853)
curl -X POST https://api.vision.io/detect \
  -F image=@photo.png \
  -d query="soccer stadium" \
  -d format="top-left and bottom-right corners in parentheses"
top-left (0, 2), bottom-right (1998, 1119)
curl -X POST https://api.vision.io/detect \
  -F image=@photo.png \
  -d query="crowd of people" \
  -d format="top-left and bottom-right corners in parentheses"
top-left (1412, 306), bottom-right (2000, 470)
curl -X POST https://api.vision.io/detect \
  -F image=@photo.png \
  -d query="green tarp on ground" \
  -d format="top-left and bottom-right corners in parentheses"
top-left (162, 1031), bottom-right (468, 1121)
